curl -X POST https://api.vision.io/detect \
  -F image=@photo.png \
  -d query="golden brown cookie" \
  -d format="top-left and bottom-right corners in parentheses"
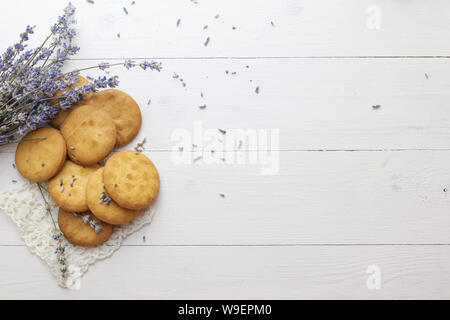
top-left (104, 151), bottom-right (160, 210)
top-left (86, 167), bottom-right (140, 225)
top-left (84, 89), bottom-right (142, 147)
top-left (15, 127), bottom-right (67, 182)
top-left (58, 208), bottom-right (114, 247)
top-left (51, 75), bottom-right (92, 128)
top-left (60, 104), bottom-right (117, 165)
top-left (49, 160), bottom-right (100, 212)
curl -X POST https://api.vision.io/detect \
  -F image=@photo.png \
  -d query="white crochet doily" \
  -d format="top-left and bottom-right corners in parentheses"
top-left (0, 181), bottom-right (155, 288)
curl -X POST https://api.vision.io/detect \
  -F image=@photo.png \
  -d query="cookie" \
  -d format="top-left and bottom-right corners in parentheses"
top-left (60, 104), bottom-right (117, 165)
top-left (15, 127), bottom-right (67, 182)
top-left (51, 75), bottom-right (92, 128)
top-left (104, 151), bottom-right (160, 210)
top-left (58, 208), bottom-right (114, 247)
top-left (49, 160), bottom-right (100, 212)
top-left (84, 89), bottom-right (142, 147)
top-left (86, 167), bottom-right (140, 225)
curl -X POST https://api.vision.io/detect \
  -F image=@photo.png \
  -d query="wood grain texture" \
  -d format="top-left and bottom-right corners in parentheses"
top-left (1, 0), bottom-right (450, 299)
top-left (1, 246), bottom-right (450, 299)
top-left (1, 150), bottom-right (450, 245)
top-left (1, 58), bottom-right (450, 153)
top-left (2, 0), bottom-right (450, 58)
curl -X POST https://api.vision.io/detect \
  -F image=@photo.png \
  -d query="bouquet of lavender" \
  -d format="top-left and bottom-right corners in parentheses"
top-left (0, 3), bottom-right (161, 145)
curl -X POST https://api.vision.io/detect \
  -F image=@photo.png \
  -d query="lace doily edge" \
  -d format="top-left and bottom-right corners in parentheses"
top-left (0, 183), bottom-right (156, 288)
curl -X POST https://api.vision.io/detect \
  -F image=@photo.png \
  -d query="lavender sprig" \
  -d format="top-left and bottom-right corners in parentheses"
top-left (37, 183), bottom-right (68, 279)
top-left (0, 3), bottom-right (161, 145)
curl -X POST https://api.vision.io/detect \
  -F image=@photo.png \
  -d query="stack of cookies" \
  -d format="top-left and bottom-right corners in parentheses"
top-left (14, 76), bottom-right (160, 247)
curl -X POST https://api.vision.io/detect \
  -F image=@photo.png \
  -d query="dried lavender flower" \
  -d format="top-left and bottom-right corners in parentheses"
top-left (134, 137), bottom-right (146, 152)
top-left (98, 62), bottom-right (110, 70)
top-left (99, 191), bottom-right (112, 205)
top-left (73, 212), bottom-right (103, 233)
top-left (124, 59), bottom-right (136, 69)
top-left (139, 60), bottom-right (162, 71)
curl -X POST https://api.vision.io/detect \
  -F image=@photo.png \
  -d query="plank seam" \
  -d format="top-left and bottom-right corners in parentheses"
top-left (68, 56), bottom-right (450, 60)
top-left (2, 244), bottom-right (450, 247)
top-left (3, 148), bottom-right (450, 155)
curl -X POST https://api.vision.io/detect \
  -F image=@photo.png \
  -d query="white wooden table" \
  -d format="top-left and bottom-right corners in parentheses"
top-left (1, 0), bottom-right (450, 299)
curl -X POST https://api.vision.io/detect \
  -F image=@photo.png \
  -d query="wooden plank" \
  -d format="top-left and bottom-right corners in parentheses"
top-left (2, 0), bottom-right (450, 58)
top-left (1, 245), bottom-right (450, 299)
top-left (2, 0), bottom-right (450, 298)
top-left (1, 150), bottom-right (450, 245)
top-left (2, 58), bottom-right (450, 153)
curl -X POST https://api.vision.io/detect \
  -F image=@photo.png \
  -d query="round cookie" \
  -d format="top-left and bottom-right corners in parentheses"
top-left (15, 127), bottom-right (67, 182)
top-left (86, 167), bottom-right (140, 225)
top-left (51, 75), bottom-right (92, 128)
top-left (60, 104), bottom-right (117, 165)
top-left (49, 160), bottom-right (100, 212)
top-left (84, 89), bottom-right (142, 147)
top-left (104, 151), bottom-right (160, 210)
top-left (58, 208), bottom-right (114, 247)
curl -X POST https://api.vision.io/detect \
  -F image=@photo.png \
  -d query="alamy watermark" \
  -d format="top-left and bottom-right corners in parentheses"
top-left (366, 5), bottom-right (381, 30)
top-left (171, 121), bottom-right (280, 175)
top-left (366, 265), bottom-right (381, 290)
